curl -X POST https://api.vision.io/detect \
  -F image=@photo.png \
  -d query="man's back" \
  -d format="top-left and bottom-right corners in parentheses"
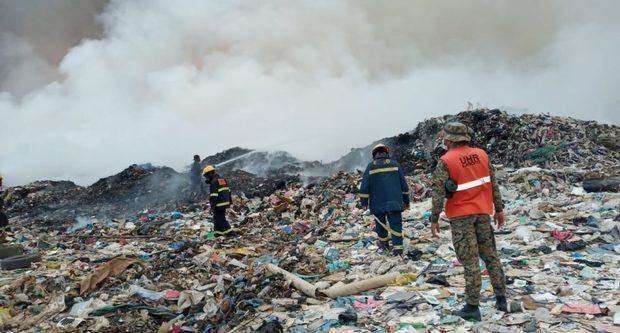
top-left (360, 155), bottom-right (409, 214)
top-left (209, 174), bottom-right (231, 210)
top-left (191, 161), bottom-right (202, 180)
top-left (440, 145), bottom-right (494, 218)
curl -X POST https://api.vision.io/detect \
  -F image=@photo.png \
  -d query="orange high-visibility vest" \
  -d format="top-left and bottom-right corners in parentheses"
top-left (440, 146), bottom-right (494, 218)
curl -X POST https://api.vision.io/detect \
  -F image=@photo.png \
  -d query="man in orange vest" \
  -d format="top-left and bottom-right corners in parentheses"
top-left (430, 122), bottom-right (508, 321)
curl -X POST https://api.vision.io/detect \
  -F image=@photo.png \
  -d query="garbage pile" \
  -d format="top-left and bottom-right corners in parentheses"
top-left (0, 110), bottom-right (619, 332)
top-left (329, 109), bottom-right (620, 175)
top-left (1, 170), bottom-right (619, 331)
top-left (4, 163), bottom-right (299, 224)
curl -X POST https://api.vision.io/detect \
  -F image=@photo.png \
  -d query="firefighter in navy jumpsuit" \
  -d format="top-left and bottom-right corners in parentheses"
top-left (359, 144), bottom-right (410, 255)
top-left (203, 165), bottom-right (235, 237)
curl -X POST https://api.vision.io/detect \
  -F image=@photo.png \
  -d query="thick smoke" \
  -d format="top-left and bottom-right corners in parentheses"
top-left (0, 0), bottom-right (106, 96)
top-left (1, 0), bottom-right (619, 186)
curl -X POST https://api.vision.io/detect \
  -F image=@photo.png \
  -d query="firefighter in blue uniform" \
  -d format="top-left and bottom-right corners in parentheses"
top-left (203, 165), bottom-right (236, 237)
top-left (359, 144), bottom-right (410, 255)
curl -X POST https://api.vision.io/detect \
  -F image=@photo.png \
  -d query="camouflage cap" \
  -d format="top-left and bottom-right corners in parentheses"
top-left (443, 122), bottom-right (472, 142)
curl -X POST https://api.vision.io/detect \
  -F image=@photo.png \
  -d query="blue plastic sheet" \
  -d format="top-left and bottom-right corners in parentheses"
top-left (324, 248), bottom-right (340, 261)
top-left (327, 260), bottom-right (350, 271)
top-left (168, 241), bottom-right (186, 251)
top-left (332, 296), bottom-right (355, 308)
top-left (316, 319), bottom-right (340, 333)
top-left (238, 298), bottom-right (264, 308)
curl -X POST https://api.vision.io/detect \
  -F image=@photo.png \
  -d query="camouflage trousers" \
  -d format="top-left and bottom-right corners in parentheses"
top-left (450, 214), bottom-right (506, 306)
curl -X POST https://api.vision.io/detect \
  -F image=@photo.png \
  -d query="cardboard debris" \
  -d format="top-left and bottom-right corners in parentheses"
top-left (80, 258), bottom-right (142, 295)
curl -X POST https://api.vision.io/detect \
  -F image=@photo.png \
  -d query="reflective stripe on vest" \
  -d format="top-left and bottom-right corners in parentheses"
top-left (456, 176), bottom-right (491, 191)
top-left (218, 187), bottom-right (230, 192)
top-left (369, 167), bottom-right (398, 175)
top-left (216, 202), bottom-right (230, 207)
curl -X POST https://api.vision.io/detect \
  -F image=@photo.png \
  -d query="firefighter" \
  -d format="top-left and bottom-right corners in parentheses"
top-left (190, 155), bottom-right (205, 195)
top-left (359, 144), bottom-right (410, 255)
top-left (203, 165), bottom-right (235, 237)
top-left (430, 121), bottom-right (508, 321)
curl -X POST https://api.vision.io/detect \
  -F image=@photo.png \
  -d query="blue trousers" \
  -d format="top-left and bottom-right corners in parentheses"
top-left (213, 209), bottom-right (233, 235)
top-left (374, 211), bottom-right (403, 250)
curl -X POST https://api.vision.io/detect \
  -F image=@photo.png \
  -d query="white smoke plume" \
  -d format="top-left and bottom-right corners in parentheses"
top-left (1, 0), bottom-right (619, 186)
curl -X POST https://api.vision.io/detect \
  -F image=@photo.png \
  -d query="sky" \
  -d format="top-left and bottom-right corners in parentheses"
top-left (1, 0), bottom-right (619, 186)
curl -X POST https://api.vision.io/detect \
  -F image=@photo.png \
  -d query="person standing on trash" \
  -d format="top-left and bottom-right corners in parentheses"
top-left (359, 144), bottom-right (410, 256)
top-left (190, 155), bottom-right (205, 196)
top-left (430, 121), bottom-right (508, 321)
top-left (0, 174), bottom-right (9, 243)
top-left (203, 165), bottom-right (236, 237)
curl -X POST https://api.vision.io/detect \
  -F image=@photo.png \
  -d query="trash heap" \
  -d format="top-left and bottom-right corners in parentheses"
top-left (3, 162), bottom-right (299, 225)
top-left (1, 166), bottom-right (619, 332)
top-left (0, 110), bottom-right (619, 332)
top-left (330, 109), bottom-right (620, 175)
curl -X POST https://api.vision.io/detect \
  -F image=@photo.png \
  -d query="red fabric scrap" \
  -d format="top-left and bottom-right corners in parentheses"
top-left (551, 230), bottom-right (574, 242)
top-left (353, 299), bottom-right (386, 311)
top-left (165, 289), bottom-right (181, 300)
top-left (561, 303), bottom-right (602, 315)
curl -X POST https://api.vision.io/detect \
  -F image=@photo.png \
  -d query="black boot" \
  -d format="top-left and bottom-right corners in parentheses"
top-left (456, 304), bottom-right (481, 322)
top-left (377, 241), bottom-right (389, 250)
top-left (496, 295), bottom-right (508, 312)
top-left (392, 248), bottom-right (403, 256)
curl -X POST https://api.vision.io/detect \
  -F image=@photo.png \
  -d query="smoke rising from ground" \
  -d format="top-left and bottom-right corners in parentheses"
top-left (0, 0), bottom-right (619, 186)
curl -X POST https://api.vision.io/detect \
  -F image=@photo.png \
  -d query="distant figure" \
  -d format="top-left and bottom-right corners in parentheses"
top-left (430, 121), bottom-right (508, 321)
top-left (203, 165), bottom-right (236, 237)
top-left (190, 155), bottom-right (205, 195)
top-left (0, 174), bottom-right (9, 243)
top-left (359, 144), bottom-right (410, 256)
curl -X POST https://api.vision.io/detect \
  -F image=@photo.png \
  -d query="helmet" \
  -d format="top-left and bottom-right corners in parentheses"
top-left (443, 122), bottom-right (472, 142)
top-left (202, 165), bottom-right (216, 175)
top-left (371, 143), bottom-right (389, 156)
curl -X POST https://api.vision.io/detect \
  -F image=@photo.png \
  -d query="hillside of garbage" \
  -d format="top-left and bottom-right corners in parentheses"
top-left (2, 158), bottom-right (303, 225)
top-left (326, 109), bottom-right (619, 174)
top-left (0, 109), bottom-right (619, 333)
top-left (5, 109), bottom-right (619, 226)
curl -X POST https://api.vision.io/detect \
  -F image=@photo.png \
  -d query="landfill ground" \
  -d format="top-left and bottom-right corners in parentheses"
top-left (0, 110), bottom-right (619, 332)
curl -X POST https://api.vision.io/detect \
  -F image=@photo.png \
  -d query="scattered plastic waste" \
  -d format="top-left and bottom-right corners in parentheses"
top-left (0, 110), bottom-right (618, 332)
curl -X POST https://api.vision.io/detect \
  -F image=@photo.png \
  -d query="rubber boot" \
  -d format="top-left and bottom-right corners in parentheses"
top-left (377, 241), bottom-right (389, 250)
top-left (456, 304), bottom-right (481, 322)
top-left (496, 295), bottom-right (508, 312)
top-left (392, 249), bottom-right (403, 256)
